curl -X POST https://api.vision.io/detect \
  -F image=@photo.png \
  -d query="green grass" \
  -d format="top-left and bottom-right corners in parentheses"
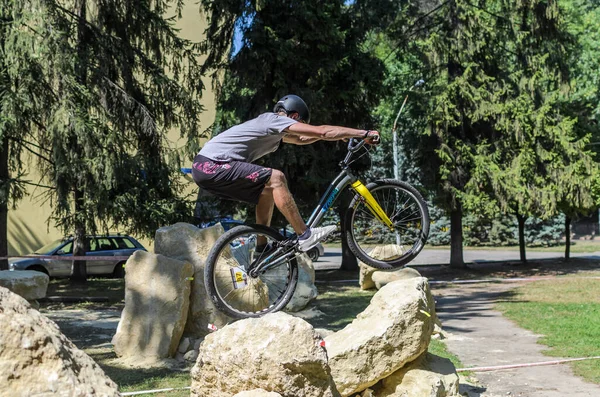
top-left (496, 278), bottom-right (600, 384)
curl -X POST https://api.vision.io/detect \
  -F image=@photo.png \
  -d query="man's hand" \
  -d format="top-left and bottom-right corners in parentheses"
top-left (364, 130), bottom-right (380, 145)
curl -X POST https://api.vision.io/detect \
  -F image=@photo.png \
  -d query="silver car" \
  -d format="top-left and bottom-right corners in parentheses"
top-left (8, 235), bottom-right (146, 277)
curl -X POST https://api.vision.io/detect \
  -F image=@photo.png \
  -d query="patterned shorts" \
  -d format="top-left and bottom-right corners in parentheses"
top-left (192, 154), bottom-right (273, 205)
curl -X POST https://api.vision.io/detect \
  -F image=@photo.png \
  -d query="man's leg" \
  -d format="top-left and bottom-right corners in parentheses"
top-left (258, 169), bottom-right (307, 235)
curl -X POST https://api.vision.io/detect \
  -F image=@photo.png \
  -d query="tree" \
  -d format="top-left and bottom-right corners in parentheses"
top-left (379, 0), bottom-right (596, 267)
top-left (2, 0), bottom-right (206, 280)
top-left (0, 0), bottom-right (56, 270)
top-left (199, 0), bottom-right (394, 269)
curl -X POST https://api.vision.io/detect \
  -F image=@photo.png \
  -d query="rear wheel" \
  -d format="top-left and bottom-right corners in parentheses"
top-left (345, 179), bottom-right (429, 269)
top-left (204, 225), bottom-right (298, 318)
top-left (112, 262), bottom-right (126, 278)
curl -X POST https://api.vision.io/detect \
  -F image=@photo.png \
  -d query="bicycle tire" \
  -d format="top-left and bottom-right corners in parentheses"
top-left (204, 224), bottom-right (299, 318)
top-left (344, 179), bottom-right (429, 269)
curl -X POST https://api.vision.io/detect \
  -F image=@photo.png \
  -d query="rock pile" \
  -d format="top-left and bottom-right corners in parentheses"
top-left (113, 222), bottom-right (319, 365)
top-left (191, 277), bottom-right (460, 397)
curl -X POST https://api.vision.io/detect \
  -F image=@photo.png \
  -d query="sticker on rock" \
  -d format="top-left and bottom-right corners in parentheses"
top-left (230, 267), bottom-right (248, 289)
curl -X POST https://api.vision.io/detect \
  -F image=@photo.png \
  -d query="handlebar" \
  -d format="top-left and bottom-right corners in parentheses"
top-left (347, 138), bottom-right (367, 153)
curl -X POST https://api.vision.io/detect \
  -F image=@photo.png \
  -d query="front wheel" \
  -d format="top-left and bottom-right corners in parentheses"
top-left (345, 179), bottom-right (429, 269)
top-left (204, 225), bottom-right (299, 319)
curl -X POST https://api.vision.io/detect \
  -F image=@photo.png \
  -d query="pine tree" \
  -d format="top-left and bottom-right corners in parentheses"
top-left (1, 0), bottom-right (205, 279)
top-left (380, 0), bottom-right (596, 266)
top-left (198, 0), bottom-right (393, 270)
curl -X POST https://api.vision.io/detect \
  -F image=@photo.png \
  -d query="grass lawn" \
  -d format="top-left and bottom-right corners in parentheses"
top-left (496, 278), bottom-right (600, 384)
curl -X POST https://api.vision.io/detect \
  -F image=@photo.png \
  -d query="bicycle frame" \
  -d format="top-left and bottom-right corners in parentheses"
top-left (250, 139), bottom-right (395, 276)
top-left (306, 167), bottom-right (394, 230)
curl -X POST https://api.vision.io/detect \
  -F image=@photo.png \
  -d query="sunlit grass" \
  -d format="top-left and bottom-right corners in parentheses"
top-left (497, 278), bottom-right (600, 384)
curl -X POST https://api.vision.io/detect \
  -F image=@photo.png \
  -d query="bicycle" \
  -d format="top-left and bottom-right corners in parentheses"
top-left (204, 138), bottom-right (430, 318)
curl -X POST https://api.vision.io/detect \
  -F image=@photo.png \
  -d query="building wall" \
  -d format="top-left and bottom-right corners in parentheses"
top-left (7, 2), bottom-right (215, 255)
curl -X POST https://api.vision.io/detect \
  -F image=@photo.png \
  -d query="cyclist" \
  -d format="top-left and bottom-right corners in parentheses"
top-left (192, 94), bottom-right (379, 252)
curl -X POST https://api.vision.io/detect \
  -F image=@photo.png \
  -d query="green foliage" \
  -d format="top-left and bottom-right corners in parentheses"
top-left (198, 0), bottom-right (393, 224)
top-left (2, 0), bottom-right (206, 238)
top-left (428, 204), bottom-right (564, 247)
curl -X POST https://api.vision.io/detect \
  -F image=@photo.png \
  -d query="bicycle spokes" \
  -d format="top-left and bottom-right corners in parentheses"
top-left (210, 230), bottom-right (296, 315)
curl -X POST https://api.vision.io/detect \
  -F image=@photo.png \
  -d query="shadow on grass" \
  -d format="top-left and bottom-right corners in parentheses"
top-left (307, 283), bottom-right (376, 331)
top-left (418, 257), bottom-right (600, 283)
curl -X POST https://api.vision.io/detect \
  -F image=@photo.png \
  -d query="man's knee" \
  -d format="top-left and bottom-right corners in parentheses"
top-left (268, 169), bottom-right (287, 188)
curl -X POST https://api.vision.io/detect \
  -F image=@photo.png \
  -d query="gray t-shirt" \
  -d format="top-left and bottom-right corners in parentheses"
top-left (199, 113), bottom-right (297, 163)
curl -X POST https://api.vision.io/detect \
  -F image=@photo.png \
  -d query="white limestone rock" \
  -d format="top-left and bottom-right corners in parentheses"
top-left (191, 312), bottom-right (340, 397)
top-left (0, 287), bottom-right (119, 396)
top-left (154, 222), bottom-right (232, 336)
top-left (324, 277), bottom-right (436, 396)
top-left (112, 250), bottom-right (193, 363)
top-left (0, 270), bottom-right (49, 300)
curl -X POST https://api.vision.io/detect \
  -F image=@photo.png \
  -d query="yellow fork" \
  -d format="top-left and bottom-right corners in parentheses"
top-left (351, 181), bottom-right (394, 229)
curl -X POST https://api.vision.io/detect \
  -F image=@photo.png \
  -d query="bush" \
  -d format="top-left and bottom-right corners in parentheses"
top-left (427, 205), bottom-right (564, 247)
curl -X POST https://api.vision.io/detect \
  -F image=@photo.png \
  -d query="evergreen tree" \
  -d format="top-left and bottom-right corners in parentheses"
top-left (198, 0), bottom-right (393, 270)
top-left (380, 0), bottom-right (596, 266)
top-left (0, 0), bottom-right (55, 270)
top-left (2, 0), bottom-right (205, 279)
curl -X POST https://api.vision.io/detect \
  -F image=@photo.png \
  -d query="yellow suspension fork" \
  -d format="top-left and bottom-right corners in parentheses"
top-left (351, 180), bottom-right (394, 230)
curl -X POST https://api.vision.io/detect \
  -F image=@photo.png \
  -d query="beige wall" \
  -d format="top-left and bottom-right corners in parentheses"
top-left (7, 2), bottom-right (215, 255)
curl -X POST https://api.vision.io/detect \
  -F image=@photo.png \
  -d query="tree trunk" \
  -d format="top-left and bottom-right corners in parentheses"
top-left (449, 204), bottom-right (465, 268)
top-left (0, 138), bottom-right (8, 270)
top-left (338, 196), bottom-right (358, 271)
top-left (516, 212), bottom-right (527, 263)
top-left (565, 215), bottom-right (571, 261)
top-left (70, 188), bottom-right (87, 283)
top-left (70, 0), bottom-right (88, 283)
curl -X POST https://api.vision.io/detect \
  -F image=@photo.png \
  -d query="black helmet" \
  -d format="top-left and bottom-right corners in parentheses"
top-left (273, 94), bottom-right (310, 123)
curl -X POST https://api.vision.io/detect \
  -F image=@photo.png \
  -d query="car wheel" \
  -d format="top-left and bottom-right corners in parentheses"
top-left (307, 247), bottom-right (320, 262)
top-left (27, 265), bottom-right (49, 276)
top-left (112, 262), bottom-right (126, 278)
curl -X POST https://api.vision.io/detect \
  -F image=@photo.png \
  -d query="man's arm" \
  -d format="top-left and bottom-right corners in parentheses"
top-left (282, 134), bottom-right (321, 145)
top-left (285, 123), bottom-right (378, 142)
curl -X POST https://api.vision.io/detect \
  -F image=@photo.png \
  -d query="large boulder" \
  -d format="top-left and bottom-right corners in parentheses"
top-left (191, 312), bottom-right (340, 397)
top-left (370, 267), bottom-right (421, 290)
top-left (233, 390), bottom-right (283, 397)
top-left (285, 253), bottom-right (318, 312)
top-left (154, 222), bottom-right (232, 336)
top-left (0, 270), bottom-right (49, 301)
top-left (0, 287), bottom-right (119, 396)
top-left (372, 353), bottom-right (460, 397)
top-left (324, 277), bottom-right (435, 396)
top-left (112, 250), bottom-right (193, 363)
top-left (358, 245), bottom-right (422, 291)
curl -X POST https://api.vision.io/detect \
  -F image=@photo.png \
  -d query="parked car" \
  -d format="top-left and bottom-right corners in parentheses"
top-left (8, 234), bottom-right (146, 278)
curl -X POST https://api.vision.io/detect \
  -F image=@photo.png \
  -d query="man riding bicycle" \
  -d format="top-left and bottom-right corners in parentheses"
top-left (192, 94), bottom-right (379, 252)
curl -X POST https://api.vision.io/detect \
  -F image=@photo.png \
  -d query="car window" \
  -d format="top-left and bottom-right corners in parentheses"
top-left (86, 238), bottom-right (98, 252)
top-left (57, 242), bottom-right (73, 254)
top-left (113, 237), bottom-right (135, 249)
top-left (95, 238), bottom-right (115, 251)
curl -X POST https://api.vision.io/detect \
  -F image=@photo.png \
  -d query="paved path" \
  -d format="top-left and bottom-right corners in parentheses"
top-left (314, 247), bottom-right (600, 270)
top-left (434, 284), bottom-right (600, 397)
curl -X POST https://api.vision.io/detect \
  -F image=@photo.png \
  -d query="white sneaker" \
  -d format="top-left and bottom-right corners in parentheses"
top-left (298, 225), bottom-right (337, 252)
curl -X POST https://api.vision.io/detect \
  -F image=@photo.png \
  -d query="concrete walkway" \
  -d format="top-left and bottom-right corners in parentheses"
top-left (434, 284), bottom-right (600, 397)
